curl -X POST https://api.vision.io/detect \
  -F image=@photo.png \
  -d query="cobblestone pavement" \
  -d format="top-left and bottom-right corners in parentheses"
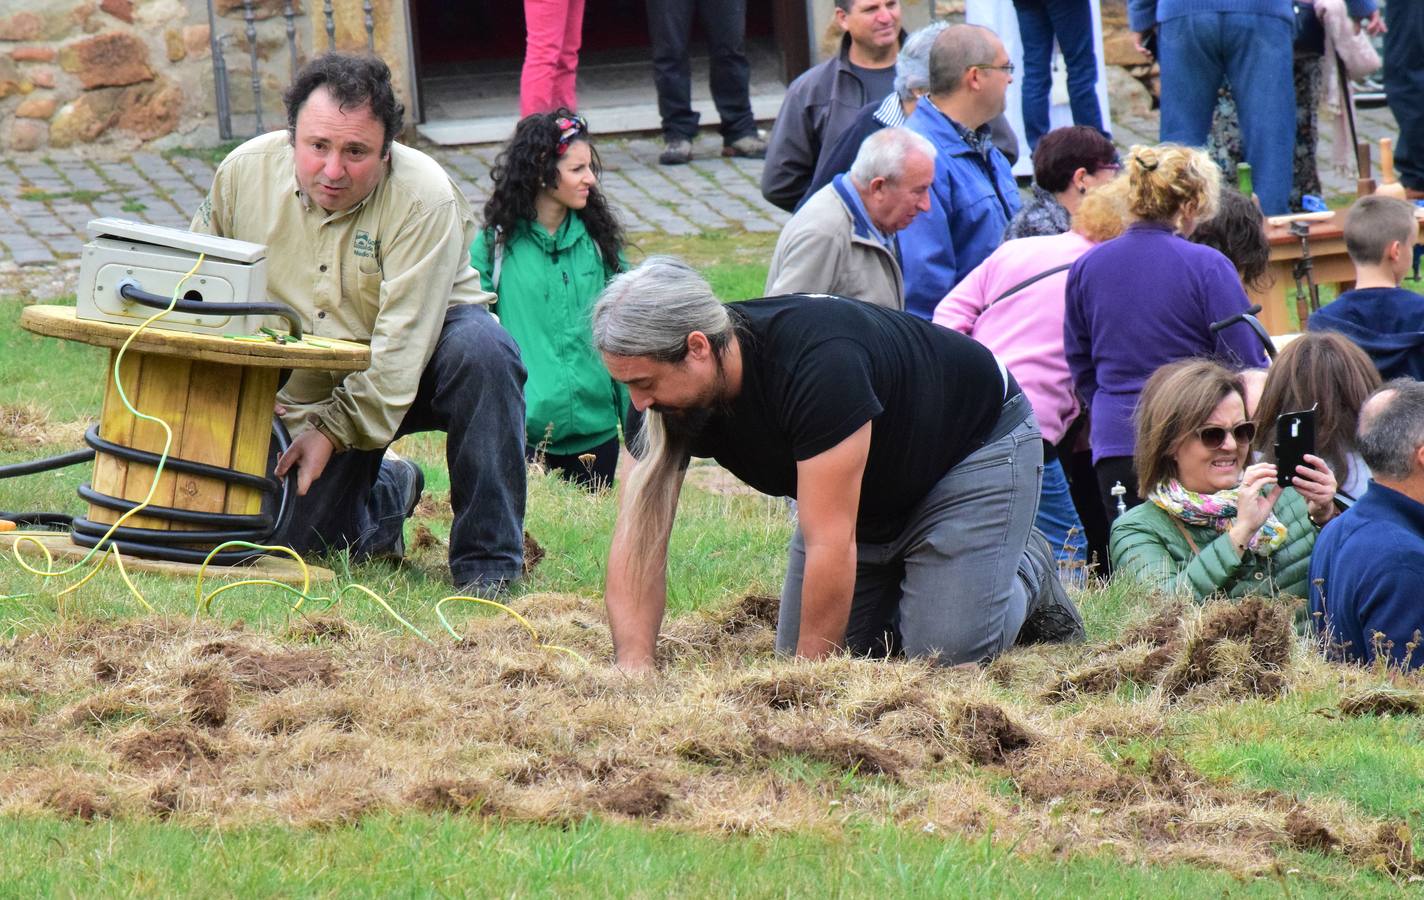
top-left (0, 103), bottom-right (1403, 269)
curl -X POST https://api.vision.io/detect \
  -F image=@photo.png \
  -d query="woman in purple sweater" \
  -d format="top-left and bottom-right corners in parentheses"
top-left (1064, 143), bottom-right (1269, 525)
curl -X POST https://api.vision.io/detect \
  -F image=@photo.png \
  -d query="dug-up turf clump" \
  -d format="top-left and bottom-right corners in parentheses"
top-left (751, 725), bottom-right (905, 778)
top-left (727, 667), bottom-right (842, 711)
top-left (182, 672), bottom-right (232, 729)
top-left (196, 641), bottom-right (338, 692)
top-left (953, 702), bottom-right (1035, 765)
top-left (1158, 597), bottom-right (1293, 698)
top-left (1050, 597), bottom-right (1293, 702)
top-left (114, 727), bottom-right (220, 771)
top-left (661, 594), bottom-right (780, 658)
top-left (591, 771), bottom-right (676, 818)
top-left (408, 778), bottom-right (506, 815)
top-left (1337, 686), bottom-right (1424, 717)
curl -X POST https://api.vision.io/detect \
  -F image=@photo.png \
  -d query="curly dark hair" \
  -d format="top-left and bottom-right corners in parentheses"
top-left (283, 52), bottom-right (404, 155)
top-left (1188, 188), bottom-right (1272, 292)
top-left (482, 109), bottom-right (624, 269)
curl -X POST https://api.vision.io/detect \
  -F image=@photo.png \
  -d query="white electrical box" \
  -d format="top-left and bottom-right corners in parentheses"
top-left (76, 218), bottom-right (271, 336)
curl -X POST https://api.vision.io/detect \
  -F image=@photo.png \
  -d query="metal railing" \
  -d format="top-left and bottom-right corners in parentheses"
top-left (207, 0), bottom-right (377, 140)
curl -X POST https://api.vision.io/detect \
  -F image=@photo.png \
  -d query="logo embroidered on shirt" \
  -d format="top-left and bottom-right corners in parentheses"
top-left (353, 231), bottom-right (380, 259)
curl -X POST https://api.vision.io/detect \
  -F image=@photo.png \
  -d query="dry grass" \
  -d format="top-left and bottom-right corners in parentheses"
top-left (0, 593), bottom-right (1418, 880)
top-left (0, 402), bottom-right (89, 450)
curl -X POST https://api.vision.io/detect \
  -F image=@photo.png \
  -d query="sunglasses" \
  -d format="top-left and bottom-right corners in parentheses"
top-left (1192, 421), bottom-right (1256, 450)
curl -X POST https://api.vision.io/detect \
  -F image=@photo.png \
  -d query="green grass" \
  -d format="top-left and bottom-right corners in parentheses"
top-left (120, 199), bottom-right (148, 214)
top-left (2, 815), bottom-right (1376, 898)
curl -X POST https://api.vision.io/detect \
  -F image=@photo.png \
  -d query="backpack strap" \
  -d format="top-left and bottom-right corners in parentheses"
top-left (987, 262), bottom-right (1074, 308)
top-left (490, 229), bottom-right (504, 293)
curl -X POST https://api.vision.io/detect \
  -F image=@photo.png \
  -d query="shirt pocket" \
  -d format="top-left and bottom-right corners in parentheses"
top-left (355, 257), bottom-right (383, 308)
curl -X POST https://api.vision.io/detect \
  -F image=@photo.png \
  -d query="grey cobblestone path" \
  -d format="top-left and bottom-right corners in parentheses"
top-left (0, 104), bottom-right (1404, 266)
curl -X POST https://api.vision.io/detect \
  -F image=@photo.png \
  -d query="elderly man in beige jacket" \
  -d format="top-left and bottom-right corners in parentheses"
top-left (764, 127), bottom-right (936, 311)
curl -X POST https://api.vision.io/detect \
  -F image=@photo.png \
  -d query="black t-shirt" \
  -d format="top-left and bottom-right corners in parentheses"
top-left (688, 295), bottom-right (1007, 543)
top-left (848, 61), bottom-right (897, 108)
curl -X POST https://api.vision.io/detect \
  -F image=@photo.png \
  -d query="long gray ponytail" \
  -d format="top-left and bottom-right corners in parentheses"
top-left (592, 257), bottom-right (734, 587)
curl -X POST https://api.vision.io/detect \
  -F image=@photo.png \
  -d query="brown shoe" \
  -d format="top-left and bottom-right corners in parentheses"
top-left (722, 135), bottom-right (767, 159)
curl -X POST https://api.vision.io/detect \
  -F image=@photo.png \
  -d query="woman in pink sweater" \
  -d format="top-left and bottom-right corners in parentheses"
top-left (934, 177), bottom-right (1129, 574)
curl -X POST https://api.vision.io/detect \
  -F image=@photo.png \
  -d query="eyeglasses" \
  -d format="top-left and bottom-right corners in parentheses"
top-left (1192, 421), bottom-right (1256, 450)
top-left (972, 63), bottom-right (1015, 75)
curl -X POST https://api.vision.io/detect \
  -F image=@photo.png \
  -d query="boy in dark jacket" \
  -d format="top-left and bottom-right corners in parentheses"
top-left (1308, 195), bottom-right (1424, 380)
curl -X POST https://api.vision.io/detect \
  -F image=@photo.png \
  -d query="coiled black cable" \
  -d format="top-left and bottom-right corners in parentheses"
top-left (117, 281), bottom-right (305, 341)
top-left (2, 418), bottom-right (295, 566)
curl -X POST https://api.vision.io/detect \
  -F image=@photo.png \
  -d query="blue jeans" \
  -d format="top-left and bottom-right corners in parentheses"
top-left (1013, 0), bottom-right (1103, 149)
top-left (1158, 12), bottom-right (1294, 214)
top-left (775, 406), bottom-right (1051, 666)
top-left (278, 304), bottom-right (528, 588)
top-left (1384, 0), bottom-right (1424, 190)
top-left (1036, 456), bottom-right (1087, 566)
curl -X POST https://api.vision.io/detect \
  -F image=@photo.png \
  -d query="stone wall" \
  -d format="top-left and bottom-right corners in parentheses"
top-left (0, 0), bottom-right (415, 155)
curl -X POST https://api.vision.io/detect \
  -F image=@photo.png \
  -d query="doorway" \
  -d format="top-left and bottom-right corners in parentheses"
top-left (409, 1), bottom-right (808, 144)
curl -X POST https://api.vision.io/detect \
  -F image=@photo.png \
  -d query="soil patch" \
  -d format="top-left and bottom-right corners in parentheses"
top-left (593, 772), bottom-right (674, 818)
top-left (755, 727), bottom-right (905, 778)
top-left (522, 531), bottom-right (545, 576)
top-left (116, 727), bottom-right (218, 770)
top-left (197, 641), bottom-right (337, 691)
top-left (182, 672), bottom-right (231, 728)
top-left (955, 702), bottom-right (1035, 765)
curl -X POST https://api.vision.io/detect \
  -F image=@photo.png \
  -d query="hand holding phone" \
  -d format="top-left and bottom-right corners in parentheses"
top-left (1274, 408), bottom-right (1316, 488)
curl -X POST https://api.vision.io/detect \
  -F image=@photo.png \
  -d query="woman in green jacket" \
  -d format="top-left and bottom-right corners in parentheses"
top-left (472, 111), bottom-right (627, 489)
top-left (1109, 359), bottom-right (1339, 601)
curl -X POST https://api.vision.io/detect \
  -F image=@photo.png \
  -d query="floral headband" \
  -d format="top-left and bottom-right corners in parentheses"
top-left (555, 114), bottom-right (588, 155)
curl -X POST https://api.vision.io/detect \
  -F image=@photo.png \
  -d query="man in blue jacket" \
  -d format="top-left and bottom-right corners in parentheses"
top-left (898, 24), bottom-right (1020, 320)
top-left (1311, 380), bottom-right (1424, 671)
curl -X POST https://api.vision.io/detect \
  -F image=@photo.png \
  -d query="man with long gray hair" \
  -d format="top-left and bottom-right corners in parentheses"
top-left (1310, 379), bottom-right (1424, 670)
top-left (763, 127), bottom-right (935, 310)
top-left (593, 257), bottom-right (1083, 672)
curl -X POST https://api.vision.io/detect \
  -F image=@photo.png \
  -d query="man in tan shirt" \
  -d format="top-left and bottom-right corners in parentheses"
top-left (192, 52), bottom-right (527, 591)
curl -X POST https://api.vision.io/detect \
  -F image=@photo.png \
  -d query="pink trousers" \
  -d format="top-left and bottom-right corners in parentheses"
top-left (520, 0), bottom-right (585, 117)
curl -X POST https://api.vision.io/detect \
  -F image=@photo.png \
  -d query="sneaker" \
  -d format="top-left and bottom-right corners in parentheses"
top-left (454, 575), bottom-right (513, 598)
top-left (1016, 530), bottom-right (1087, 645)
top-left (374, 451), bottom-right (424, 561)
top-left (722, 134), bottom-right (767, 159)
top-left (659, 137), bottom-right (693, 165)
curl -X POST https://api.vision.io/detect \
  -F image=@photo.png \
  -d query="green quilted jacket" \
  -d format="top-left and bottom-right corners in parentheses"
top-left (1108, 488), bottom-right (1318, 602)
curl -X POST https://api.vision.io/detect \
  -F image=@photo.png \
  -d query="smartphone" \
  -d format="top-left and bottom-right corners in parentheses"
top-left (1274, 408), bottom-right (1316, 488)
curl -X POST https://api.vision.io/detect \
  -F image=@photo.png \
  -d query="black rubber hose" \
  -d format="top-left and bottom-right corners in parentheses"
top-left (117, 281), bottom-right (305, 341)
top-left (83, 425), bottom-right (278, 494)
top-left (0, 448), bottom-right (95, 479)
top-left (3, 418), bottom-right (297, 567)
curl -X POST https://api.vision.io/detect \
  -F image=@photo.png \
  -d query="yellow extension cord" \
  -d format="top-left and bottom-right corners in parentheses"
top-left (2, 256), bottom-right (586, 663)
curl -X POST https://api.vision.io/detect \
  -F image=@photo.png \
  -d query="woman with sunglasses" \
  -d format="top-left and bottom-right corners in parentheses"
top-left (472, 110), bottom-right (627, 490)
top-left (1109, 359), bottom-right (1337, 602)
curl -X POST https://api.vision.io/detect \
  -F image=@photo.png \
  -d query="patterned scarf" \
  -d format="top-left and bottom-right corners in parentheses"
top-left (1147, 479), bottom-right (1289, 557)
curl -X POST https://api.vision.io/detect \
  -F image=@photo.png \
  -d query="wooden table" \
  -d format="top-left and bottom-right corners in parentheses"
top-left (18, 305), bottom-right (368, 576)
top-left (1250, 210), bottom-right (1424, 335)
